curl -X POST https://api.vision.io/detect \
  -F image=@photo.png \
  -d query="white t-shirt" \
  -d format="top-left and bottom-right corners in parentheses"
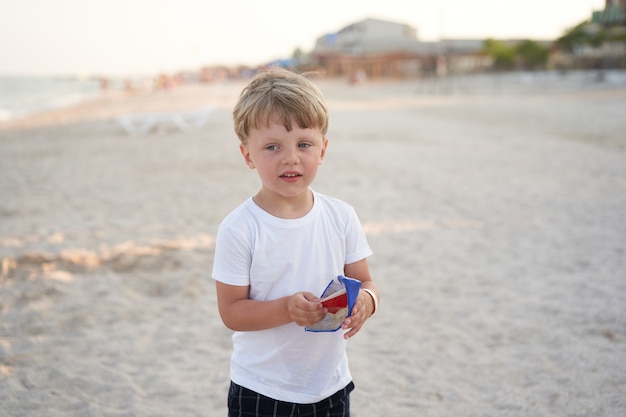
top-left (212, 190), bottom-right (372, 404)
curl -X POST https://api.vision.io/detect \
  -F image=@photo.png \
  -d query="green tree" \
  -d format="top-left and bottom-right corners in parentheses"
top-left (483, 39), bottom-right (516, 70)
top-left (292, 47), bottom-right (303, 61)
top-left (516, 40), bottom-right (550, 69)
top-left (556, 21), bottom-right (597, 52)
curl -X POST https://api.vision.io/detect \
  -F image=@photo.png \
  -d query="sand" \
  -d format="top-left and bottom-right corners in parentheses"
top-left (1, 71), bottom-right (625, 416)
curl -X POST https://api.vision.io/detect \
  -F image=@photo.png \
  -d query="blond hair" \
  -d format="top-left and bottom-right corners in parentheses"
top-left (232, 68), bottom-right (328, 143)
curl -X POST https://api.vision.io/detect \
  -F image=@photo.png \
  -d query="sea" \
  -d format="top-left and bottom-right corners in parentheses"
top-left (0, 75), bottom-right (120, 122)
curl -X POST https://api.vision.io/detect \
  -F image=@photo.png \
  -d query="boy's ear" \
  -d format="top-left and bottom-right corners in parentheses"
top-left (240, 143), bottom-right (255, 169)
top-left (320, 137), bottom-right (329, 164)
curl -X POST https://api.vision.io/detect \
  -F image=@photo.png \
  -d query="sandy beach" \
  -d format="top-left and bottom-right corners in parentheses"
top-left (1, 71), bottom-right (625, 416)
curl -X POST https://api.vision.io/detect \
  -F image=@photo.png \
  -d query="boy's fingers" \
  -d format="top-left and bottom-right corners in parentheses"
top-left (302, 292), bottom-right (319, 302)
top-left (344, 323), bottom-right (362, 339)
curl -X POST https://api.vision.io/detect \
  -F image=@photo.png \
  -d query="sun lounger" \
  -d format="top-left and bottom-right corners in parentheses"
top-left (117, 106), bottom-right (216, 135)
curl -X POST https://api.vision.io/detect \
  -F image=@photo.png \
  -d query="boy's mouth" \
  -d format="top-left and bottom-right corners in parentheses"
top-left (280, 172), bottom-right (302, 180)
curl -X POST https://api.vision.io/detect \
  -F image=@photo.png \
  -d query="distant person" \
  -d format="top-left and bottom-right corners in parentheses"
top-left (212, 68), bottom-right (379, 417)
top-left (124, 78), bottom-right (134, 93)
top-left (350, 69), bottom-right (367, 85)
top-left (99, 77), bottom-right (109, 92)
top-left (436, 56), bottom-right (448, 78)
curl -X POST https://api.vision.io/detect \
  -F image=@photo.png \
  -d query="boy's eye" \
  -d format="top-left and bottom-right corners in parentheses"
top-left (265, 145), bottom-right (278, 151)
top-left (298, 143), bottom-right (311, 149)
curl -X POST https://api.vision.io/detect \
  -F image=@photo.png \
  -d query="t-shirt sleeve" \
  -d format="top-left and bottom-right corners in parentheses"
top-left (212, 221), bottom-right (252, 287)
top-left (344, 206), bottom-right (373, 265)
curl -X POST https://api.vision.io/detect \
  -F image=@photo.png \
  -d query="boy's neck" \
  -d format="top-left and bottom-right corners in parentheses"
top-left (253, 188), bottom-right (314, 219)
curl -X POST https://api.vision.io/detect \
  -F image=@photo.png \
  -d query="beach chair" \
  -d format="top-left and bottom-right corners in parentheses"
top-left (117, 106), bottom-right (215, 135)
top-left (170, 108), bottom-right (215, 133)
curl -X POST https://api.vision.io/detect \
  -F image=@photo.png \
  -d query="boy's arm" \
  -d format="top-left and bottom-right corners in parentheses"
top-left (342, 258), bottom-right (379, 339)
top-left (215, 281), bottom-right (327, 331)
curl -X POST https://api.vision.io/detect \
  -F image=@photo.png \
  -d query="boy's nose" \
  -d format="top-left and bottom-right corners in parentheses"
top-left (282, 147), bottom-right (299, 164)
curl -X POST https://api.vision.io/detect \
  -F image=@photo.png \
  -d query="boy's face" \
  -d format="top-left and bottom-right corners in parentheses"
top-left (240, 114), bottom-right (328, 205)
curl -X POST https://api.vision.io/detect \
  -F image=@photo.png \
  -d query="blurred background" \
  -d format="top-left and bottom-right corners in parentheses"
top-left (1, 0), bottom-right (624, 123)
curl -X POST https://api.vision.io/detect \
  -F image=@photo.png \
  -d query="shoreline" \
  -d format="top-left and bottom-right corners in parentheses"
top-left (3, 69), bottom-right (626, 133)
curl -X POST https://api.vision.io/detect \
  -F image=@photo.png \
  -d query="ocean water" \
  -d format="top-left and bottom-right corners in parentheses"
top-left (0, 76), bottom-right (106, 122)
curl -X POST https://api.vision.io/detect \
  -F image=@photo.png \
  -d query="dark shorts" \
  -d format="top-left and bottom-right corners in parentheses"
top-left (227, 380), bottom-right (355, 417)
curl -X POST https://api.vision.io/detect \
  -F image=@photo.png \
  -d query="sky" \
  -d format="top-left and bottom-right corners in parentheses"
top-left (0, 0), bottom-right (606, 77)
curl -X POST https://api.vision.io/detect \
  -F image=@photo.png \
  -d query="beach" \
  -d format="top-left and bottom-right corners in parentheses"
top-left (1, 72), bottom-right (625, 416)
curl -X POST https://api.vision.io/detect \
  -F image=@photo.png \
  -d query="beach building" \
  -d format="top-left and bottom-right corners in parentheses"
top-left (309, 18), bottom-right (490, 79)
top-left (593, 0), bottom-right (626, 24)
top-left (553, 0), bottom-right (626, 69)
top-left (591, 0), bottom-right (626, 68)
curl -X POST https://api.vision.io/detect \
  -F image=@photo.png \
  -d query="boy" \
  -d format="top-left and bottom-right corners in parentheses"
top-left (212, 68), bottom-right (379, 417)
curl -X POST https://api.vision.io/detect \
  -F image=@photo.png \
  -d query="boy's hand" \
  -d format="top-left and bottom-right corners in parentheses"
top-left (341, 289), bottom-right (374, 339)
top-left (287, 292), bottom-right (326, 327)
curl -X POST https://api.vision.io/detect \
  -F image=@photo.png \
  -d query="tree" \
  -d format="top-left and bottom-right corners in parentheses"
top-left (292, 47), bottom-right (304, 61)
top-left (556, 20), bottom-right (609, 52)
top-left (516, 40), bottom-right (550, 69)
top-left (483, 39), bottom-right (517, 70)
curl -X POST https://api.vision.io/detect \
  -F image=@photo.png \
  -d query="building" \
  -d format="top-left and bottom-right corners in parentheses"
top-left (309, 18), bottom-right (490, 79)
top-left (314, 18), bottom-right (424, 55)
top-left (592, 0), bottom-right (626, 25)
top-left (589, 0), bottom-right (626, 68)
